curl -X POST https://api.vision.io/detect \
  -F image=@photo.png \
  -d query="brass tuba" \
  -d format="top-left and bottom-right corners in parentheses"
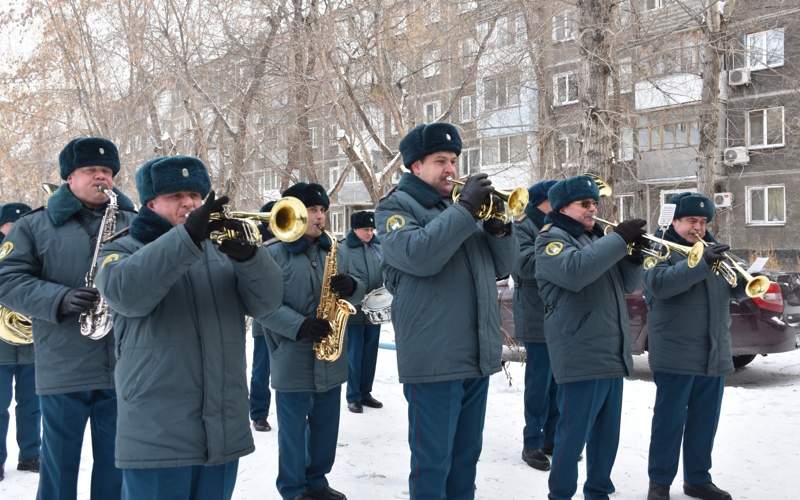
top-left (313, 230), bottom-right (356, 362)
top-left (0, 306), bottom-right (33, 346)
top-left (210, 196), bottom-right (308, 244)
top-left (449, 176), bottom-right (529, 223)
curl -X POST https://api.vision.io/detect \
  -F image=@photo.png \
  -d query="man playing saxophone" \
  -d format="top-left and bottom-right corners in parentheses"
top-left (375, 123), bottom-right (517, 500)
top-left (0, 202), bottom-right (40, 482)
top-left (95, 156), bottom-right (283, 500)
top-left (257, 182), bottom-right (363, 500)
top-left (644, 193), bottom-right (739, 500)
top-left (0, 137), bottom-right (136, 499)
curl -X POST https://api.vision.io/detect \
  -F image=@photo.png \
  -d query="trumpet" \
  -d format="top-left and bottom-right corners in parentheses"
top-left (592, 216), bottom-right (705, 270)
top-left (209, 196), bottom-right (309, 245)
top-left (449, 176), bottom-right (529, 223)
top-left (689, 232), bottom-right (771, 298)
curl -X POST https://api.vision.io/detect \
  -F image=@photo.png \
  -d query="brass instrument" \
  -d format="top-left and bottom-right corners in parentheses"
top-left (0, 307), bottom-right (33, 346)
top-left (584, 172), bottom-right (613, 198)
top-left (592, 215), bottom-right (705, 270)
top-left (690, 231), bottom-right (771, 298)
top-left (313, 230), bottom-right (356, 362)
top-left (79, 186), bottom-right (118, 340)
top-left (209, 196), bottom-right (308, 244)
top-left (449, 176), bottom-right (529, 223)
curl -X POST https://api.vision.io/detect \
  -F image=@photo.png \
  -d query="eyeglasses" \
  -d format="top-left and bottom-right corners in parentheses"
top-left (575, 200), bottom-right (598, 209)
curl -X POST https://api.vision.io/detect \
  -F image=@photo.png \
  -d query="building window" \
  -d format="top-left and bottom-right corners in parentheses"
top-left (637, 121), bottom-right (700, 151)
top-left (515, 15), bottom-right (527, 44)
top-left (424, 100), bottom-right (441, 123)
top-left (552, 11), bottom-right (576, 42)
top-left (616, 194), bottom-right (635, 220)
top-left (746, 185), bottom-right (785, 225)
top-left (618, 127), bottom-right (634, 161)
top-left (460, 95), bottom-right (475, 122)
top-left (328, 162), bottom-right (339, 187)
top-left (661, 188), bottom-right (697, 206)
top-left (555, 134), bottom-right (578, 167)
top-left (459, 1), bottom-right (478, 12)
top-left (496, 16), bottom-right (512, 47)
top-left (422, 50), bottom-right (441, 78)
top-left (310, 127), bottom-right (318, 149)
top-left (480, 135), bottom-right (527, 166)
top-left (264, 170), bottom-right (279, 190)
top-left (460, 148), bottom-right (480, 175)
top-left (553, 72), bottom-right (578, 106)
top-left (483, 73), bottom-right (520, 111)
top-left (643, 0), bottom-right (668, 11)
top-left (330, 211), bottom-right (343, 235)
top-left (327, 124), bottom-right (339, 145)
top-left (461, 38), bottom-right (478, 59)
top-left (481, 139), bottom-right (499, 166)
top-left (747, 107), bottom-right (784, 149)
top-left (746, 28), bottom-right (784, 70)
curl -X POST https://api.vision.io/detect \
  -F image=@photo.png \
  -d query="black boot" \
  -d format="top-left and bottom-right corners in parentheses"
top-left (521, 448), bottom-right (550, 471)
top-left (0, 463), bottom-right (4, 481)
top-left (683, 482), bottom-right (732, 500)
top-left (648, 482), bottom-right (670, 500)
top-left (309, 485), bottom-right (347, 500)
top-left (361, 395), bottom-right (383, 409)
top-left (252, 419), bottom-right (272, 432)
top-left (347, 401), bottom-right (363, 414)
top-left (17, 457), bottom-right (40, 473)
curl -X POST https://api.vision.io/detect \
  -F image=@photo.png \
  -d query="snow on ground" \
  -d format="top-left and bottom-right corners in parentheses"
top-left (2, 326), bottom-right (799, 499)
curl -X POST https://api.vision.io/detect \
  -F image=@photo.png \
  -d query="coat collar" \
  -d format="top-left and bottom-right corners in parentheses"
top-left (397, 172), bottom-right (446, 208)
top-left (545, 210), bottom-right (604, 239)
top-left (46, 184), bottom-right (135, 227)
top-left (346, 230), bottom-right (380, 248)
top-left (525, 205), bottom-right (547, 229)
top-left (129, 206), bottom-right (174, 244)
top-left (284, 232), bottom-right (332, 254)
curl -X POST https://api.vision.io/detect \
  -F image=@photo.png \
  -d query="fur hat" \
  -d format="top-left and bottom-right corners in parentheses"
top-left (548, 175), bottom-right (600, 212)
top-left (59, 137), bottom-right (121, 180)
top-left (528, 180), bottom-right (558, 208)
top-left (672, 192), bottom-right (715, 222)
top-left (0, 203), bottom-right (32, 226)
top-left (260, 200), bottom-right (276, 213)
top-left (135, 156), bottom-right (211, 204)
top-left (282, 182), bottom-right (329, 210)
top-left (399, 123), bottom-right (462, 169)
top-left (350, 210), bottom-right (375, 229)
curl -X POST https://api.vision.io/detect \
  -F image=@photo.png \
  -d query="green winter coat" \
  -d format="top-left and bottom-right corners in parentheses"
top-left (534, 212), bottom-right (642, 384)
top-left (0, 185), bottom-right (136, 394)
top-left (258, 234), bottom-right (365, 393)
top-left (339, 230), bottom-right (383, 325)
top-left (375, 173), bottom-right (517, 384)
top-left (511, 207), bottom-right (548, 343)
top-left (95, 206), bottom-right (283, 468)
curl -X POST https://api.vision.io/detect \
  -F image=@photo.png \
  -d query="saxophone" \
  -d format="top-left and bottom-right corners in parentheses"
top-left (79, 186), bottom-right (118, 341)
top-left (313, 230), bottom-right (356, 362)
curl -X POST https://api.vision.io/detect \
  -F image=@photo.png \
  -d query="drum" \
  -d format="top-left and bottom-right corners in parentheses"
top-left (361, 286), bottom-right (393, 324)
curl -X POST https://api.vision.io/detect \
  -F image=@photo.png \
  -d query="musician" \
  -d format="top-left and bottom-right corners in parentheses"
top-left (0, 202), bottom-right (39, 482)
top-left (257, 182), bottom-right (363, 500)
top-left (0, 137), bottom-right (136, 499)
top-left (511, 180), bottom-right (559, 471)
top-left (534, 175), bottom-right (646, 500)
top-left (375, 123), bottom-right (517, 499)
top-left (95, 155), bottom-right (283, 499)
top-left (251, 200), bottom-right (276, 432)
top-left (340, 210), bottom-right (383, 414)
top-left (644, 193), bottom-right (737, 500)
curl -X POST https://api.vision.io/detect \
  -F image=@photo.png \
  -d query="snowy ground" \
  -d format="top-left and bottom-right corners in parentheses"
top-left (2, 327), bottom-right (799, 499)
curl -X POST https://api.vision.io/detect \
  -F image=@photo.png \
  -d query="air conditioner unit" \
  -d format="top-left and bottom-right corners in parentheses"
top-left (728, 68), bottom-right (751, 86)
top-left (723, 146), bottom-right (749, 166)
top-left (714, 192), bottom-right (733, 208)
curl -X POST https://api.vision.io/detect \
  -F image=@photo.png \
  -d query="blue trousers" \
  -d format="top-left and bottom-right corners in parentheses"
top-left (549, 378), bottom-right (623, 500)
top-left (249, 335), bottom-right (272, 421)
top-left (0, 363), bottom-right (40, 464)
top-left (345, 323), bottom-right (380, 404)
top-left (648, 372), bottom-right (725, 486)
top-left (523, 342), bottom-right (559, 450)
top-left (404, 376), bottom-right (489, 500)
top-left (275, 387), bottom-right (341, 499)
top-left (122, 460), bottom-right (239, 500)
top-left (37, 389), bottom-right (122, 500)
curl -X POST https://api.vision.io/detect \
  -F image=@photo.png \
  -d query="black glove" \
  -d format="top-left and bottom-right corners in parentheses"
top-left (219, 239), bottom-right (257, 262)
top-left (183, 191), bottom-right (229, 247)
top-left (614, 218), bottom-right (647, 244)
top-left (59, 287), bottom-right (99, 317)
top-left (703, 243), bottom-right (730, 265)
top-left (483, 218), bottom-right (511, 237)
top-left (297, 317), bottom-right (331, 342)
top-left (456, 173), bottom-right (493, 217)
top-left (330, 274), bottom-right (357, 297)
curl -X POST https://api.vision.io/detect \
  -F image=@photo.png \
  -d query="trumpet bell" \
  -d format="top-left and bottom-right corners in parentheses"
top-left (504, 187), bottom-right (529, 220)
top-left (745, 275), bottom-right (771, 299)
top-left (224, 196), bottom-right (309, 243)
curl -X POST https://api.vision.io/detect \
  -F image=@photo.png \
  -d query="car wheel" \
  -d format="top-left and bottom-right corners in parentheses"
top-left (733, 354), bottom-right (756, 369)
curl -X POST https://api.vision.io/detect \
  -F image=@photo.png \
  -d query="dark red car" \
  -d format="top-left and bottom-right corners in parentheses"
top-left (498, 271), bottom-right (800, 369)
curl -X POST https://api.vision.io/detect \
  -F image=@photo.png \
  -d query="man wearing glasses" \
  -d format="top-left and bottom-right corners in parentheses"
top-left (534, 175), bottom-right (647, 500)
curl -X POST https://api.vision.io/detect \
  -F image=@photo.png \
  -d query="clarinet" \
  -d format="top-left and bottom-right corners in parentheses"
top-left (79, 186), bottom-right (118, 340)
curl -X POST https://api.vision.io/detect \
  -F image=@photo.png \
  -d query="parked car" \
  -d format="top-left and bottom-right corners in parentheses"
top-left (498, 270), bottom-right (800, 369)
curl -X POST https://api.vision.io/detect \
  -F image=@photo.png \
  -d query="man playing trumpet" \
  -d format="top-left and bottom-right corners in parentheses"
top-left (644, 193), bottom-right (738, 500)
